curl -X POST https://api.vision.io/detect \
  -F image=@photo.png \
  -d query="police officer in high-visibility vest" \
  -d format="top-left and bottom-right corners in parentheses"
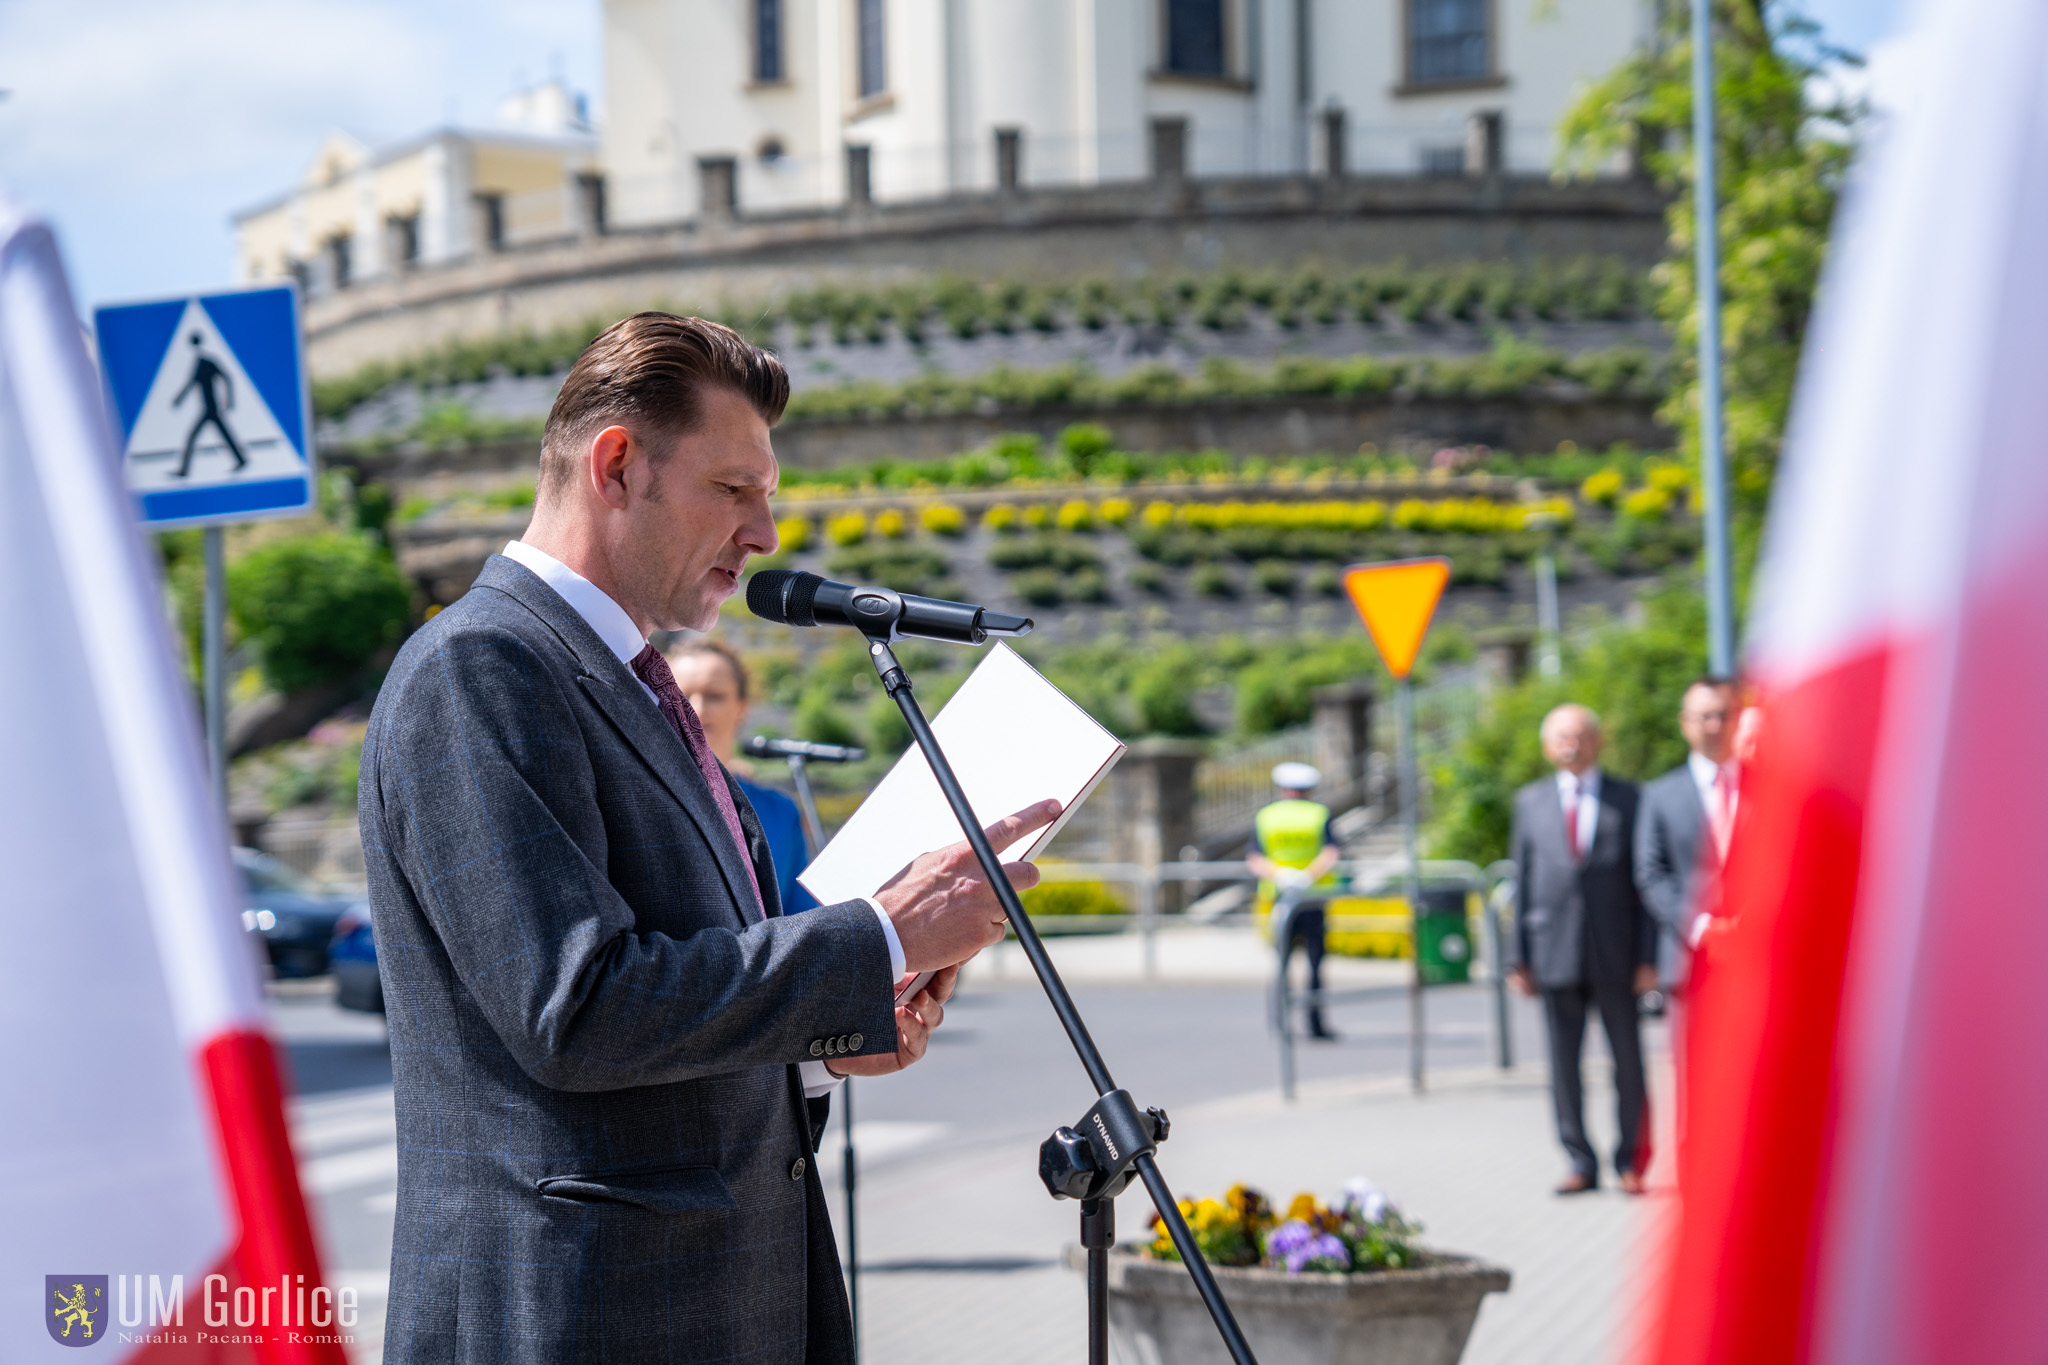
top-left (1249, 762), bottom-right (1343, 1040)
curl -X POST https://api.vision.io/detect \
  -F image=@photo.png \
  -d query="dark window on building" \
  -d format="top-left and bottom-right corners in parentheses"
top-left (1409, 0), bottom-right (1490, 83)
top-left (857, 0), bottom-right (886, 98)
top-left (385, 213), bottom-right (420, 266)
top-left (327, 233), bottom-right (352, 289)
top-left (1165, 0), bottom-right (1226, 77)
top-left (474, 193), bottom-right (505, 250)
top-left (756, 0), bottom-right (783, 82)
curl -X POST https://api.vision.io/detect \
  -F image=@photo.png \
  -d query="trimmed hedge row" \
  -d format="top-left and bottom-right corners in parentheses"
top-left (312, 259), bottom-right (1657, 423)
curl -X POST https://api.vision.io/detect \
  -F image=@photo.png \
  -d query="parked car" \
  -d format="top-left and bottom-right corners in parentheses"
top-left (330, 910), bottom-right (383, 1014)
top-left (233, 847), bottom-right (359, 979)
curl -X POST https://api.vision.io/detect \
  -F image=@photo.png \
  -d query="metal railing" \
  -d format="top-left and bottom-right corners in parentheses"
top-left (1021, 856), bottom-right (1518, 1099)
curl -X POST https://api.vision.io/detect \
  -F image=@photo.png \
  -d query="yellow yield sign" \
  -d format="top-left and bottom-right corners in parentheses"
top-left (1343, 558), bottom-right (1450, 680)
top-left (1340, 555), bottom-right (1451, 1094)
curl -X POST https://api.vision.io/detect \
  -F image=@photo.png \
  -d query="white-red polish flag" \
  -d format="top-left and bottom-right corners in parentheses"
top-left (0, 205), bottom-right (344, 1365)
top-left (1652, 3), bottom-right (2048, 1362)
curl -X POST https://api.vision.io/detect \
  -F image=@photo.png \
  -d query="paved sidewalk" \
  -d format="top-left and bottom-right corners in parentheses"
top-left (834, 1052), bottom-right (1676, 1365)
top-left (289, 925), bottom-right (1673, 1365)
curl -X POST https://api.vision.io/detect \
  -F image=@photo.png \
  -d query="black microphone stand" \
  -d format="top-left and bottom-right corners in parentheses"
top-left (859, 635), bottom-right (1260, 1365)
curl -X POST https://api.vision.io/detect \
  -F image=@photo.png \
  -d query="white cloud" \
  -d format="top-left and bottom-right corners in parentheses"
top-left (0, 0), bottom-right (600, 305)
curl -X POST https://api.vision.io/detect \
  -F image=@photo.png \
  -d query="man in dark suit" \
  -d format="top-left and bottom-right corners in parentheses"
top-left (359, 313), bottom-right (1055, 1365)
top-left (1509, 703), bottom-right (1657, 1195)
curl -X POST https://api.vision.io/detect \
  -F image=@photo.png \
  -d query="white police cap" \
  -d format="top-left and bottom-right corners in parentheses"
top-left (1272, 762), bottom-right (1322, 791)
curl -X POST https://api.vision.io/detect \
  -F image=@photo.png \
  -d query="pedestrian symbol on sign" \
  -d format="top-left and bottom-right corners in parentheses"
top-left (173, 332), bottom-right (247, 478)
top-left (94, 281), bottom-right (314, 529)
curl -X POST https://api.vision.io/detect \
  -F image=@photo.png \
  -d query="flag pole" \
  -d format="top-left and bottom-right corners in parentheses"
top-left (1692, 0), bottom-right (1737, 675)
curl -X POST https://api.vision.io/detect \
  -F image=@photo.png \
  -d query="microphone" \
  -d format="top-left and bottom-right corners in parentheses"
top-left (747, 569), bottom-right (1033, 645)
top-left (745, 735), bottom-right (867, 764)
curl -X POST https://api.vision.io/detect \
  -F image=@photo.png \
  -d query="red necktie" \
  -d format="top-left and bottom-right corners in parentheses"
top-left (1563, 777), bottom-right (1581, 860)
top-left (1709, 763), bottom-right (1738, 861)
top-left (630, 644), bottom-right (764, 917)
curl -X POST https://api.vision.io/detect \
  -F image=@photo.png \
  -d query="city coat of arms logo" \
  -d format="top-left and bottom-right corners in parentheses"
top-left (46, 1276), bottom-right (107, 1347)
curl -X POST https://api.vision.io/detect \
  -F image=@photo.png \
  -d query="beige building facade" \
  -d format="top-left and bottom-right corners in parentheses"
top-left (233, 83), bottom-right (599, 292)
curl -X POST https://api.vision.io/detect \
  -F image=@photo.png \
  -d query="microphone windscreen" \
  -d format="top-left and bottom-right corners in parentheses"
top-left (746, 569), bottom-right (823, 626)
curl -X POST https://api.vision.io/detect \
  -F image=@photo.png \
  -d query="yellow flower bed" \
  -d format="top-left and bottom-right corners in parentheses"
top-left (874, 508), bottom-right (908, 539)
top-left (1580, 468), bottom-right (1626, 505)
top-left (826, 512), bottom-right (868, 546)
top-left (1133, 496), bottom-right (1569, 539)
top-left (1255, 895), bottom-right (1414, 959)
top-left (774, 516), bottom-right (811, 553)
top-left (1055, 499), bottom-right (1094, 531)
top-left (1620, 486), bottom-right (1673, 520)
top-left (1097, 497), bottom-right (1135, 527)
top-left (919, 502), bottom-right (966, 536)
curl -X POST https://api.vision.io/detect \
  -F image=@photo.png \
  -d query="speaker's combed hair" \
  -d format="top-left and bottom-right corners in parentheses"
top-left (538, 312), bottom-right (789, 502)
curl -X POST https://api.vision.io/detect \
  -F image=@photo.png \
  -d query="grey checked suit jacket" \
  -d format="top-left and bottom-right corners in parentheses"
top-left (359, 555), bottom-right (897, 1365)
top-left (1508, 773), bottom-right (1654, 990)
top-left (1635, 765), bottom-right (1714, 988)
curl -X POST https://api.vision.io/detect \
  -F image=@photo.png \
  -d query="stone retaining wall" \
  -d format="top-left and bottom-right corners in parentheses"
top-left (302, 173), bottom-right (1670, 375)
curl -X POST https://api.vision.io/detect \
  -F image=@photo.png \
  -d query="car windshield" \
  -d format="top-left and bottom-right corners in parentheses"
top-left (235, 850), bottom-right (320, 897)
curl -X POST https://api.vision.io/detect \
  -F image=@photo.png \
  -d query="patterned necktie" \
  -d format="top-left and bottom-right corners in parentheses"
top-left (630, 644), bottom-right (764, 917)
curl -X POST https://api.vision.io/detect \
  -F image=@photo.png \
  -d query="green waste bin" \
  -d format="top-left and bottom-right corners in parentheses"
top-left (1414, 885), bottom-right (1473, 985)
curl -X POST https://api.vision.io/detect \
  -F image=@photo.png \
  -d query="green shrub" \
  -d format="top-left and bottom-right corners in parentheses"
top-left (1020, 880), bottom-right (1128, 916)
top-left (795, 687), bottom-right (862, 747)
top-left (1058, 422), bottom-right (1116, 474)
top-left (1131, 658), bottom-right (1207, 736)
top-left (1191, 562), bottom-right (1237, 598)
top-left (1128, 563), bottom-right (1169, 596)
top-left (1012, 569), bottom-right (1065, 606)
top-left (227, 533), bottom-right (409, 694)
top-left (1066, 568), bottom-right (1111, 603)
top-left (1253, 560), bottom-right (1298, 596)
top-left (863, 690), bottom-right (913, 756)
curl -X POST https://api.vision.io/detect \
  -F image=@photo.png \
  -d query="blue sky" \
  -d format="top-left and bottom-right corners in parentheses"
top-left (0, 0), bottom-right (602, 310)
top-left (1, 0), bottom-right (1909, 314)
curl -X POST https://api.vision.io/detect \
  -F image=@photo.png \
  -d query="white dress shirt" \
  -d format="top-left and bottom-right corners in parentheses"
top-left (1555, 767), bottom-right (1601, 857)
top-left (502, 541), bottom-right (903, 1095)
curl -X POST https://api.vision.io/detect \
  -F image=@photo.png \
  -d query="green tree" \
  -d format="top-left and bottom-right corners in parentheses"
top-left (1429, 582), bottom-right (1708, 865)
top-left (1559, 1), bottom-right (1859, 584)
top-left (227, 532), bottom-right (410, 694)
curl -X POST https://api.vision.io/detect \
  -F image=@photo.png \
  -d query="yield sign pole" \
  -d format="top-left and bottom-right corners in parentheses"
top-left (1342, 558), bottom-right (1451, 1094)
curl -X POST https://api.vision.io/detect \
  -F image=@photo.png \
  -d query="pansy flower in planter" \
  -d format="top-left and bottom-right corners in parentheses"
top-left (1145, 1178), bottom-right (1422, 1275)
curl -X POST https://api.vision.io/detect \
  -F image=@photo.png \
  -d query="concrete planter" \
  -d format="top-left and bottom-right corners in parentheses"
top-left (1093, 1248), bottom-right (1509, 1365)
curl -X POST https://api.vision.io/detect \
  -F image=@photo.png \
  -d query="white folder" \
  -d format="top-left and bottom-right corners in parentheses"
top-left (799, 641), bottom-right (1126, 906)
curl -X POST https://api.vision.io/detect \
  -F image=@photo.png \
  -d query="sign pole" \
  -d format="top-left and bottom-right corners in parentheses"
top-left (1340, 557), bottom-right (1450, 1097)
top-left (202, 524), bottom-right (228, 820)
top-left (1396, 677), bottom-right (1425, 1094)
top-left (1692, 0), bottom-right (1737, 675)
top-left (1534, 548), bottom-right (1561, 678)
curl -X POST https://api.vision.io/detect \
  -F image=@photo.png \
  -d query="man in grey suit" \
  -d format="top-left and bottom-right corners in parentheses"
top-left (1509, 703), bottom-right (1657, 1195)
top-left (359, 313), bottom-right (1055, 1365)
top-left (1635, 677), bottom-right (1742, 994)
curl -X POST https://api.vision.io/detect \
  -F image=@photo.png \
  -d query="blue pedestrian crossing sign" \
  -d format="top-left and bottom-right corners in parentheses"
top-left (94, 282), bottom-right (316, 528)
